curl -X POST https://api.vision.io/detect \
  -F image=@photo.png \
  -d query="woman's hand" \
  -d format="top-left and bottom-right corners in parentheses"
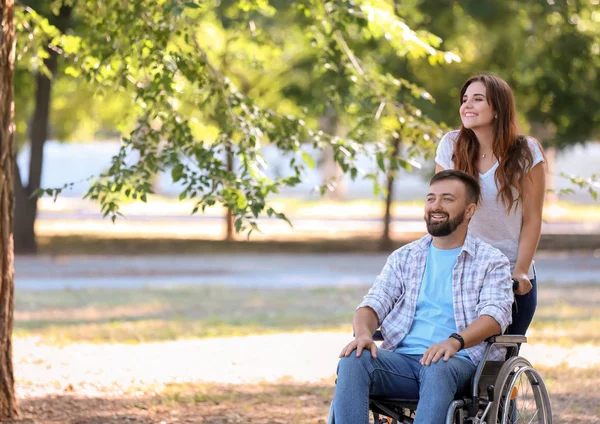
top-left (512, 271), bottom-right (532, 295)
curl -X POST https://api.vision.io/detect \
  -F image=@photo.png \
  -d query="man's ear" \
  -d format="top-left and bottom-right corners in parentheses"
top-left (466, 203), bottom-right (477, 220)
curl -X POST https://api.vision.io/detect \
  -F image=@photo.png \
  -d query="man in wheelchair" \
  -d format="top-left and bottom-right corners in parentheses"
top-left (328, 170), bottom-right (514, 424)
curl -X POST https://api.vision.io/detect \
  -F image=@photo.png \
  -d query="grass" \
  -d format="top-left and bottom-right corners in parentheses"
top-left (535, 366), bottom-right (600, 422)
top-left (14, 285), bottom-right (362, 343)
top-left (155, 381), bottom-right (333, 406)
top-left (14, 283), bottom-right (600, 346)
top-left (527, 285), bottom-right (600, 346)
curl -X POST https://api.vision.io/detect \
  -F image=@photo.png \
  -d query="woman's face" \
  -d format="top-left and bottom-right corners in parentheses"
top-left (460, 81), bottom-right (495, 131)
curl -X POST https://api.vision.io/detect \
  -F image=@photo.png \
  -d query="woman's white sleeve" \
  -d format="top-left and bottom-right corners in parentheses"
top-left (435, 132), bottom-right (455, 170)
top-left (528, 138), bottom-right (545, 169)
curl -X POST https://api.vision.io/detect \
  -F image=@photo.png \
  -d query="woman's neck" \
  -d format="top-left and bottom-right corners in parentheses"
top-left (472, 126), bottom-right (495, 151)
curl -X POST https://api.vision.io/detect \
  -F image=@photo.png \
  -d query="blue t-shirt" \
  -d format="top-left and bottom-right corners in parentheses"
top-left (396, 243), bottom-right (471, 362)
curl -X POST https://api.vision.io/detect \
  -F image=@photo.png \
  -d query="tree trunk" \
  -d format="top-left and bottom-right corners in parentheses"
top-left (14, 4), bottom-right (71, 254)
top-left (225, 142), bottom-right (234, 241)
top-left (380, 135), bottom-right (402, 252)
top-left (319, 106), bottom-right (346, 200)
top-left (0, 0), bottom-right (19, 418)
top-left (13, 161), bottom-right (35, 254)
top-left (13, 60), bottom-right (56, 253)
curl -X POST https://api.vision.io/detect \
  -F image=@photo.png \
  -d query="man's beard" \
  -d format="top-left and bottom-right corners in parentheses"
top-left (425, 209), bottom-right (466, 237)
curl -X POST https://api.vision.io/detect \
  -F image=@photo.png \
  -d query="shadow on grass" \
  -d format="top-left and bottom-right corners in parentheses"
top-left (37, 234), bottom-right (414, 256)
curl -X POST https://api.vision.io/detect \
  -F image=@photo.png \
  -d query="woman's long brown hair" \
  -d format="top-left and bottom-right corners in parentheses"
top-left (452, 74), bottom-right (545, 213)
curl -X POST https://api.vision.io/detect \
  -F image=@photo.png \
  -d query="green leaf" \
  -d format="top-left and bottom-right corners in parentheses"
top-left (275, 212), bottom-right (293, 228)
top-left (172, 164), bottom-right (184, 182)
top-left (183, 2), bottom-right (201, 8)
top-left (64, 66), bottom-right (80, 77)
top-left (61, 35), bottom-right (81, 55)
top-left (376, 152), bottom-right (386, 172)
top-left (302, 151), bottom-right (315, 169)
top-left (172, 6), bottom-right (184, 16)
top-left (373, 180), bottom-right (381, 197)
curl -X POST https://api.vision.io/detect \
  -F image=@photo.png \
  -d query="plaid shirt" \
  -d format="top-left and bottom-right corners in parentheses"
top-left (358, 232), bottom-right (513, 365)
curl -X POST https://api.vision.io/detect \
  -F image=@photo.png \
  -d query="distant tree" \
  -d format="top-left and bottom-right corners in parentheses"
top-left (13, 0), bottom-right (140, 253)
top-left (14, 1), bottom-right (73, 254)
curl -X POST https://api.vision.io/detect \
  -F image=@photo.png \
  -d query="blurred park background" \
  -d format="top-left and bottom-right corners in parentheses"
top-left (8, 0), bottom-right (600, 423)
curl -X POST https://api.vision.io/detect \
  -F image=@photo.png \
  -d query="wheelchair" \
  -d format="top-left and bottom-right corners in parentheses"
top-left (369, 331), bottom-right (552, 424)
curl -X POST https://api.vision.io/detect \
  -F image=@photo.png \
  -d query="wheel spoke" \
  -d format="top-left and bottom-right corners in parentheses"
top-left (526, 409), bottom-right (539, 424)
top-left (517, 374), bottom-right (534, 421)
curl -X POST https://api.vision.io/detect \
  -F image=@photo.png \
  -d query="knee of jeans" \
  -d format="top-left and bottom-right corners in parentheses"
top-left (337, 351), bottom-right (373, 376)
top-left (419, 360), bottom-right (456, 382)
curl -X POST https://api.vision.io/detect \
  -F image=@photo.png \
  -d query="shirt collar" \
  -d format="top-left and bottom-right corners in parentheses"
top-left (461, 231), bottom-right (477, 257)
top-left (413, 234), bottom-right (433, 255)
top-left (413, 231), bottom-right (477, 257)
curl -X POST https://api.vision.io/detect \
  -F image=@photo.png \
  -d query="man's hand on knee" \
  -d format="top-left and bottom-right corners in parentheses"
top-left (339, 335), bottom-right (378, 358)
top-left (420, 338), bottom-right (461, 366)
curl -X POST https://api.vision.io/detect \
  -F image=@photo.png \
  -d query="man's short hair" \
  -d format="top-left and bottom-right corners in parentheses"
top-left (430, 170), bottom-right (481, 205)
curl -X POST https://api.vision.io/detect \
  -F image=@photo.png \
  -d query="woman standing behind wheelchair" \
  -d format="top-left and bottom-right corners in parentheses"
top-left (435, 73), bottom-right (546, 337)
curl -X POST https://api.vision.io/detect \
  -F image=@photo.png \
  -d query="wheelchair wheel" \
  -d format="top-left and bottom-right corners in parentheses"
top-left (488, 356), bottom-right (552, 424)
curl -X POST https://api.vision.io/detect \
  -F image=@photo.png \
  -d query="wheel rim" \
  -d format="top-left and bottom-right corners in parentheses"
top-left (500, 366), bottom-right (546, 424)
top-left (487, 356), bottom-right (552, 424)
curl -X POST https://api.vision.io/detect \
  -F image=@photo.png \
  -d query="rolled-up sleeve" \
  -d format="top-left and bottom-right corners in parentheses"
top-left (476, 254), bottom-right (513, 332)
top-left (357, 253), bottom-right (404, 325)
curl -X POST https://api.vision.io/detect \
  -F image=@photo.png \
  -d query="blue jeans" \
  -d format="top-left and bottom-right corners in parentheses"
top-left (328, 350), bottom-right (476, 424)
top-left (507, 275), bottom-right (537, 336)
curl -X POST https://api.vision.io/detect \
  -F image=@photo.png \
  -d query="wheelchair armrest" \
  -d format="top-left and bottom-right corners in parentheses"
top-left (485, 335), bottom-right (527, 344)
top-left (370, 332), bottom-right (526, 344)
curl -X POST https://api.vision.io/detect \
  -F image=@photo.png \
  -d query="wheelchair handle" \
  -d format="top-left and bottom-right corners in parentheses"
top-left (512, 278), bottom-right (519, 291)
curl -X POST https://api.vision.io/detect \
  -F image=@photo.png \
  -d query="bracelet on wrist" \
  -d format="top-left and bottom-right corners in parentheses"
top-left (449, 333), bottom-right (465, 350)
